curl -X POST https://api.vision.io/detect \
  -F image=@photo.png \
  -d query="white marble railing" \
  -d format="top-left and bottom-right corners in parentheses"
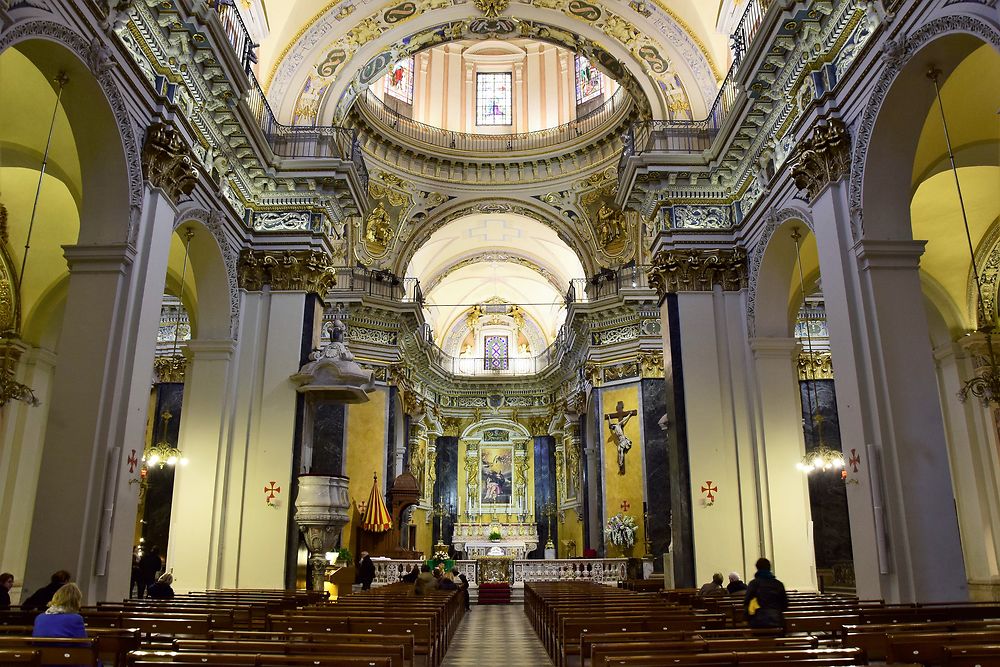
top-left (369, 558), bottom-right (627, 588)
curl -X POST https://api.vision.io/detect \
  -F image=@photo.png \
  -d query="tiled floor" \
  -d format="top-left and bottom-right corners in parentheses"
top-left (441, 605), bottom-right (553, 667)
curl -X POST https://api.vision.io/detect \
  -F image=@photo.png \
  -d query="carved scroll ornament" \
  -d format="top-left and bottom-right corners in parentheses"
top-left (648, 248), bottom-right (748, 297)
top-left (789, 118), bottom-right (851, 203)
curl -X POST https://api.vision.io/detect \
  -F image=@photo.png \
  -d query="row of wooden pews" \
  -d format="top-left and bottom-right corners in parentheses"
top-left (0, 584), bottom-right (460, 667)
top-left (528, 581), bottom-right (1000, 667)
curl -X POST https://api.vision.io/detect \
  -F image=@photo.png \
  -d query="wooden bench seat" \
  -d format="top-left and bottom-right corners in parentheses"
top-left (0, 636), bottom-right (99, 666)
top-left (944, 643), bottom-right (1000, 666)
top-left (128, 650), bottom-right (393, 666)
top-left (0, 649), bottom-right (40, 665)
top-left (173, 639), bottom-right (406, 667)
top-left (596, 647), bottom-right (865, 666)
top-left (885, 630), bottom-right (1000, 665)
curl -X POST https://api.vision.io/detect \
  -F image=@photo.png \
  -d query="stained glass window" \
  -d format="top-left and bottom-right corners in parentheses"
top-left (484, 335), bottom-right (509, 370)
top-left (476, 72), bottom-right (512, 125)
top-left (575, 55), bottom-right (603, 104)
top-left (384, 57), bottom-right (414, 105)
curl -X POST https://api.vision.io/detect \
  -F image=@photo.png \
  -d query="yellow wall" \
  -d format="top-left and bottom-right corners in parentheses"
top-left (558, 507), bottom-right (584, 558)
top-left (340, 387), bottom-right (388, 558)
top-left (412, 507), bottom-right (432, 557)
top-left (601, 383), bottom-right (647, 556)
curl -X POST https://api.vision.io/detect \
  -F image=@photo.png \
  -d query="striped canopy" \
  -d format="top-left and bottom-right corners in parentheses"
top-left (361, 473), bottom-right (393, 533)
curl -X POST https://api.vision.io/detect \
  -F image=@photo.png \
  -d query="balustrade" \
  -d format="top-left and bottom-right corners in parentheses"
top-left (368, 558), bottom-right (627, 588)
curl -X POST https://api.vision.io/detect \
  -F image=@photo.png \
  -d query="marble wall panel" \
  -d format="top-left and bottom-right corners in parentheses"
top-left (312, 403), bottom-right (346, 475)
top-left (144, 383), bottom-right (183, 559)
top-left (532, 436), bottom-right (557, 559)
top-left (433, 436), bottom-right (459, 549)
top-left (641, 378), bottom-right (670, 571)
top-left (666, 293), bottom-right (695, 587)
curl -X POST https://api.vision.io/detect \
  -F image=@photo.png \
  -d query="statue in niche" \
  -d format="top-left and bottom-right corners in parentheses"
top-left (465, 304), bottom-right (484, 332)
top-left (605, 401), bottom-right (637, 475)
top-left (365, 202), bottom-right (394, 250)
top-left (409, 435), bottom-right (425, 492)
top-left (596, 203), bottom-right (627, 250)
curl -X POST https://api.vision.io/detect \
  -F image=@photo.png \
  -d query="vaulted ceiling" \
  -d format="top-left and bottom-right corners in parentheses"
top-left (241, 0), bottom-right (731, 124)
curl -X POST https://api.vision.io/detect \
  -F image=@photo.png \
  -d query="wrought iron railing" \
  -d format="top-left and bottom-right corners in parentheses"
top-left (618, 0), bottom-right (771, 168)
top-left (209, 2), bottom-right (367, 186)
top-left (360, 86), bottom-right (631, 154)
top-left (566, 265), bottom-right (652, 303)
top-left (329, 267), bottom-right (423, 303)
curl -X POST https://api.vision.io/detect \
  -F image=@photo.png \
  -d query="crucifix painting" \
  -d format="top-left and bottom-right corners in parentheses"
top-left (605, 401), bottom-right (638, 475)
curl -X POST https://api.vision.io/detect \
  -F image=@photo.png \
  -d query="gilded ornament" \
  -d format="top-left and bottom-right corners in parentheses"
top-left (789, 118), bottom-right (851, 203)
top-left (153, 355), bottom-right (187, 383)
top-left (473, 0), bottom-right (509, 19)
top-left (237, 249), bottom-right (338, 294)
top-left (648, 248), bottom-right (747, 296)
top-left (596, 203), bottom-right (628, 251)
top-left (364, 203), bottom-right (395, 251)
top-left (141, 122), bottom-right (198, 203)
top-left (638, 351), bottom-right (664, 378)
top-left (797, 353), bottom-right (834, 381)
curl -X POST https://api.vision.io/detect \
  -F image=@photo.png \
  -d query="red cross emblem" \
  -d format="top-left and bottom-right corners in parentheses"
top-left (701, 481), bottom-right (718, 502)
top-left (264, 481), bottom-right (281, 503)
top-left (848, 449), bottom-right (861, 473)
top-left (620, 500), bottom-right (631, 512)
top-left (127, 449), bottom-right (138, 474)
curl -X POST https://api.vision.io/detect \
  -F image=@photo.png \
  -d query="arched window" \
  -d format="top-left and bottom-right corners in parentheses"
top-left (385, 57), bottom-right (414, 105)
top-left (575, 54), bottom-right (603, 104)
top-left (476, 72), bottom-right (512, 125)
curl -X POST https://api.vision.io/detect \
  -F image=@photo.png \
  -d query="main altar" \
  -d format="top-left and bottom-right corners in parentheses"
top-left (451, 521), bottom-right (539, 559)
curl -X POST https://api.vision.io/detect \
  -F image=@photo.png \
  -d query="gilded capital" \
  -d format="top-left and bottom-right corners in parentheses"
top-left (141, 123), bottom-right (198, 202)
top-left (237, 249), bottom-right (338, 294)
top-left (788, 118), bottom-right (851, 202)
top-left (153, 355), bottom-right (187, 384)
top-left (648, 248), bottom-right (747, 296)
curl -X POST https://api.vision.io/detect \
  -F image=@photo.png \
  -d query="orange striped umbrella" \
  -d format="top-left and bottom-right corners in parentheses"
top-left (361, 473), bottom-right (393, 533)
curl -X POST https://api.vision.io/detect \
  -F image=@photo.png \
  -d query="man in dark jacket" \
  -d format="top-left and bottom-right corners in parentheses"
top-left (0, 573), bottom-right (13, 610)
top-left (20, 570), bottom-right (71, 611)
top-left (744, 557), bottom-right (788, 629)
top-left (727, 571), bottom-right (748, 594)
top-left (357, 552), bottom-right (376, 591)
top-left (452, 567), bottom-right (470, 611)
top-left (137, 547), bottom-right (162, 599)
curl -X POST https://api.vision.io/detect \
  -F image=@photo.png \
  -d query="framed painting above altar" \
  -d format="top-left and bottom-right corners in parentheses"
top-left (480, 445), bottom-right (513, 505)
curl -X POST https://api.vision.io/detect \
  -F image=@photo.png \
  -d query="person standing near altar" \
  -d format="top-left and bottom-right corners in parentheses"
top-left (357, 552), bottom-right (376, 591)
top-left (452, 568), bottom-right (471, 611)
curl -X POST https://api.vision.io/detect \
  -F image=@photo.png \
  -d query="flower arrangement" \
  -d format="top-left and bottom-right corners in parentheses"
top-left (604, 512), bottom-right (638, 548)
top-left (432, 547), bottom-right (449, 561)
top-left (488, 530), bottom-right (502, 542)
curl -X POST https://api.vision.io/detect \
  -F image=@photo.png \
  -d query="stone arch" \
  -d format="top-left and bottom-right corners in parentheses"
top-left (746, 206), bottom-right (815, 338)
top-left (460, 417), bottom-right (532, 441)
top-left (0, 21), bottom-right (143, 244)
top-left (849, 14), bottom-right (1000, 242)
top-left (393, 197), bottom-right (598, 278)
top-left (172, 207), bottom-right (241, 340)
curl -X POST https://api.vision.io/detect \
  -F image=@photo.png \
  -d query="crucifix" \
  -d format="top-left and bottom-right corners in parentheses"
top-left (605, 401), bottom-right (637, 475)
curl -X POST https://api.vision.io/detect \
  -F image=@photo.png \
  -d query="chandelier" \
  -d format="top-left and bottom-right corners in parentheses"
top-left (925, 67), bottom-right (1000, 406)
top-left (0, 72), bottom-right (69, 408)
top-left (791, 227), bottom-right (845, 476)
top-left (143, 410), bottom-right (188, 468)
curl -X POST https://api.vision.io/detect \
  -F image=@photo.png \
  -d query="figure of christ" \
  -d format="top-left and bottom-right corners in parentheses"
top-left (605, 401), bottom-right (638, 475)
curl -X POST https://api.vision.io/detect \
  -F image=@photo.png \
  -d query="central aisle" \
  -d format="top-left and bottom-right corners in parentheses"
top-left (442, 605), bottom-right (553, 667)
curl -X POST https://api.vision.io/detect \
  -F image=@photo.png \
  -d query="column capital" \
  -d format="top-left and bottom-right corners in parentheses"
top-left (141, 122), bottom-right (199, 203)
top-left (789, 117), bottom-right (851, 203)
top-left (855, 239), bottom-right (926, 270)
top-left (750, 337), bottom-right (799, 359)
top-left (62, 243), bottom-right (136, 273)
top-left (648, 247), bottom-right (747, 297)
top-left (237, 249), bottom-right (338, 294)
top-left (183, 339), bottom-right (236, 361)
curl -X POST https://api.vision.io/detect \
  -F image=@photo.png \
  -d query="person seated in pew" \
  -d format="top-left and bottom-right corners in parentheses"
top-left (146, 572), bottom-right (175, 599)
top-left (32, 582), bottom-right (86, 638)
top-left (0, 572), bottom-right (13, 610)
top-left (20, 570), bottom-right (71, 611)
top-left (745, 557), bottom-right (788, 629)
top-left (401, 565), bottom-right (420, 583)
top-left (698, 572), bottom-right (726, 596)
top-left (727, 571), bottom-right (748, 594)
top-left (452, 567), bottom-right (471, 611)
top-left (438, 572), bottom-right (458, 591)
top-left (414, 565), bottom-right (437, 595)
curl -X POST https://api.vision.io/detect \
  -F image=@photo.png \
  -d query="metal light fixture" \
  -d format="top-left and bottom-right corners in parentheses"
top-left (791, 227), bottom-right (846, 475)
top-left (0, 72), bottom-right (69, 408)
top-left (926, 67), bottom-right (1000, 405)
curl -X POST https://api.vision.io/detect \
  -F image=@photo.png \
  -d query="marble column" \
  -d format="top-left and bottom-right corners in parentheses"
top-left (750, 337), bottom-right (817, 591)
top-left (810, 179), bottom-right (967, 601)
top-left (167, 338), bottom-right (236, 592)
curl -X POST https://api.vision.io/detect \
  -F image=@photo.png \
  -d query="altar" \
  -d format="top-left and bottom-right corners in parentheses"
top-left (451, 521), bottom-right (539, 559)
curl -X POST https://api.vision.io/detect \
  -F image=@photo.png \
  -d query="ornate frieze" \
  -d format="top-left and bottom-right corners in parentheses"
top-left (671, 205), bottom-right (732, 230)
top-left (237, 249), bottom-right (338, 294)
top-left (603, 361), bottom-right (639, 383)
top-left (649, 248), bottom-right (748, 296)
top-left (798, 353), bottom-right (834, 381)
top-left (141, 123), bottom-right (198, 203)
top-left (251, 211), bottom-right (313, 232)
top-left (789, 118), bottom-right (852, 203)
top-left (638, 351), bottom-right (664, 378)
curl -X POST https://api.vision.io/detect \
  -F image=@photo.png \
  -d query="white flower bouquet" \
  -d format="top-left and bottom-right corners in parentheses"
top-left (605, 512), bottom-right (638, 548)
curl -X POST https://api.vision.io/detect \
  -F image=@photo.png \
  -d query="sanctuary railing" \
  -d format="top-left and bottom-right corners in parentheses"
top-left (359, 86), bottom-right (631, 154)
top-left (369, 558), bottom-right (627, 587)
top-left (618, 0), bottom-right (771, 167)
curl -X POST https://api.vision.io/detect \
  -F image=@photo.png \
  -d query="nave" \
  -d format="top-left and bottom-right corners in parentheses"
top-left (441, 605), bottom-right (550, 667)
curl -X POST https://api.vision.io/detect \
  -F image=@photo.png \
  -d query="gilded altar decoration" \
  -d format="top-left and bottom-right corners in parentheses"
top-left (648, 248), bottom-right (747, 296)
top-left (364, 202), bottom-right (394, 251)
top-left (141, 122), bottom-right (198, 203)
top-left (789, 118), bottom-right (851, 203)
top-left (596, 203), bottom-right (627, 252)
top-left (153, 355), bottom-right (187, 384)
top-left (473, 0), bottom-right (509, 18)
top-left (638, 351), bottom-right (664, 378)
top-left (798, 352), bottom-right (834, 381)
top-left (237, 249), bottom-right (338, 294)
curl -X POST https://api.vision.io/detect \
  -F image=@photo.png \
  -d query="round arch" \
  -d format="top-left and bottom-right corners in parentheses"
top-left (850, 15), bottom-right (1000, 242)
top-left (172, 208), bottom-right (241, 340)
top-left (0, 22), bottom-right (143, 245)
top-left (746, 206), bottom-right (815, 338)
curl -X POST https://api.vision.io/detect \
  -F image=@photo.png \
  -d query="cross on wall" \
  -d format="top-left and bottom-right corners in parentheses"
top-left (620, 500), bottom-right (631, 512)
top-left (701, 481), bottom-right (718, 502)
top-left (264, 481), bottom-right (281, 503)
top-left (127, 449), bottom-right (138, 474)
top-left (848, 449), bottom-right (861, 473)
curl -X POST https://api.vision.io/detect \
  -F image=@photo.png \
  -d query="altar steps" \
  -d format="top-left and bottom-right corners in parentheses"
top-left (477, 583), bottom-right (512, 605)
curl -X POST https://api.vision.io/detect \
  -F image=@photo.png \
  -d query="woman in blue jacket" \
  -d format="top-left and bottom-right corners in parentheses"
top-left (32, 582), bottom-right (86, 638)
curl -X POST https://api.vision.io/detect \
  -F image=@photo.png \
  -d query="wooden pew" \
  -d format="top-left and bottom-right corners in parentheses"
top-left (885, 630), bottom-right (1000, 665)
top-left (944, 643), bottom-right (1000, 666)
top-left (0, 649), bottom-right (40, 665)
top-left (173, 639), bottom-right (406, 667)
top-left (128, 651), bottom-right (393, 666)
top-left (208, 630), bottom-right (416, 666)
top-left (0, 636), bottom-right (99, 666)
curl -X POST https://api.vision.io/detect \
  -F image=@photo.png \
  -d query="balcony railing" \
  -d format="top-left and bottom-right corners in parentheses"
top-left (566, 265), bottom-right (652, 303)
top-left (618, 0), bottom-right (770, 168)
top-left (209, 2), bottom-right (367, 187)
top-left (330, 267), bottom-right (423, 303)
top-left (359, 86), bottom-right (631, 154)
